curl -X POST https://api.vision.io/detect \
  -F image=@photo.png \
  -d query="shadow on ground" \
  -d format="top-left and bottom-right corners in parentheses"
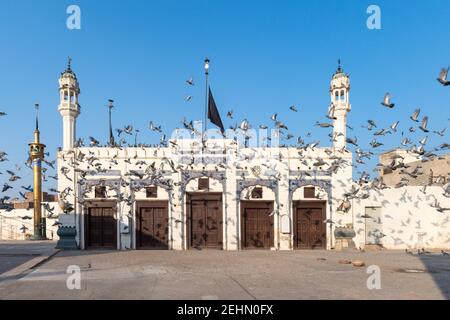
top-left (419, 254), bottom-right (450, 299)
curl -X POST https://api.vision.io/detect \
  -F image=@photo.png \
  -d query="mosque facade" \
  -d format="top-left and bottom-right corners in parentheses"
top-left (55, 62), bottom-right (450, 251)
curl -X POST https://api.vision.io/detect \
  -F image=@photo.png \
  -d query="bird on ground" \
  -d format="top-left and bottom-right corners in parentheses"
top-left (381, 92), bottom-right (395, 108)
top-left (437, 67), bottom-right (450, 86)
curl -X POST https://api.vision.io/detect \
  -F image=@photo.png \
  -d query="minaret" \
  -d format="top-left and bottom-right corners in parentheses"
top-left (330, 60), bottom-right (351, 150)
top-left (28, 104), bottom-right (46, 240)
top-left (58, 58), bottom-right (80, 150)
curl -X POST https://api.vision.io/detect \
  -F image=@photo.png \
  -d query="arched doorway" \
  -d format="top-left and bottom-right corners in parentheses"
top-left (292, 185), bottom-right (330, 250)
top-left (239, 185), bottom-right (276, 249)
top-left (185, 176), bottom-right (224, 249)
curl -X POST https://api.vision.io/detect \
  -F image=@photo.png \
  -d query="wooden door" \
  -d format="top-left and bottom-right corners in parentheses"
top-left (137, 204), bottom-right (168, 249)
top-left (87, 207), bottom-right (116, 249)
top-left (294, 202), bottom-right (326, 249)
top-left (188, 194), bottom-right (223, 249)
top-left (241, 201), bottom-right (274, 249)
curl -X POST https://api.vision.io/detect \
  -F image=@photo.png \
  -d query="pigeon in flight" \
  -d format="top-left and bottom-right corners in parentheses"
top-left (390, 121), bottom-right (400, 132)
top-left (289, 105), bottom-right (298, 112)
top-left (21, 185), bottom-right (33, 192)
top-left (410, 108), bottom-right (420, 122)
top-left (0, 112), bottom-right (6, 117)
top-left (419, 116), bottom-right (429, 133)
top-left (381, 92), bottom-right (395, 108)
top-left (89, 136), bottom-right (100, 147)
top-left (437, 67), bottom-right (450, 86)
top-left (270, 113), bottom-right (277, 121)
top-left (239, 119), bottom-right (249, 131)
top-left (124, 125), bottom-right (133, 135)
top-left (315, 121), bottom-right (334, 128)
top-left (432, 128), bottom-right (446, 137)
top-left (186, 77), bottom-right (194, 86)
top-left (370, 139), bottom-right (383, 148)
top-left (327, 104), bottom-right (337, 120)
top-left (2, 183), bottom-right (13, 192)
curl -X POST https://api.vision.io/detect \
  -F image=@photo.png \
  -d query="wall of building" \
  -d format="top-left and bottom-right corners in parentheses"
top-left (379, 150), bottom-right (450, 187)
top-left (56, 141), bottom-right (354, 251)
top-left (353, 186), bottom-right (450, 250)
top-left (0, 203), bottom-right (60, 240)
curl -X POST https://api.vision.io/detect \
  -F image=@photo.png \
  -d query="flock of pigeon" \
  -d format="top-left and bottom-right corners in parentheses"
top-left (0, 65), bottom-right (449, 237)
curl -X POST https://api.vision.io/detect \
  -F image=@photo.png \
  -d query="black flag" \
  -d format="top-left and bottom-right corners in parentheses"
top-left (208, 88), bottom-right (225, 134)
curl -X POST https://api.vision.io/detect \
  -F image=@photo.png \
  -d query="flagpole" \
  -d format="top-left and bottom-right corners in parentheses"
top-left (204, 58), bottom-right (210, 138)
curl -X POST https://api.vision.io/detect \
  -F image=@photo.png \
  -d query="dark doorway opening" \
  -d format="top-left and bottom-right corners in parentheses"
top-left (136, 201), bottom-right (169, 249)
top-left (187, 193), bottom-right (223, 249)
top-left (241, 201), bottom-right (274, 249)
top-left (293, 201), bottom-right (326, 249)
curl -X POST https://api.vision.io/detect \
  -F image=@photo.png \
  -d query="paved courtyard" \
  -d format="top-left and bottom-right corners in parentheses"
top-left (0, 241), bottom-right (57, 275)
top-left (0, 247), bottom-right (449, 300)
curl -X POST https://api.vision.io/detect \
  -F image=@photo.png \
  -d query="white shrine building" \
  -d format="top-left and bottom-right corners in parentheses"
top-left (56, 62), bottom-right (450, 251)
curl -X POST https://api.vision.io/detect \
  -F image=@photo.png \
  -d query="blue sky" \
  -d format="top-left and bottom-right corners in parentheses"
top-left (0, 0), bottom-right (449, 198)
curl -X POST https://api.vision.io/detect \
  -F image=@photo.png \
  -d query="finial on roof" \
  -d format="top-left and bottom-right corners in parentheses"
top-left (337, 58), bottom-right (343, 73)
top-left (67, 56), bottom-right (72, 71)
top-left (34, 103), bottom-right (39, 131)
